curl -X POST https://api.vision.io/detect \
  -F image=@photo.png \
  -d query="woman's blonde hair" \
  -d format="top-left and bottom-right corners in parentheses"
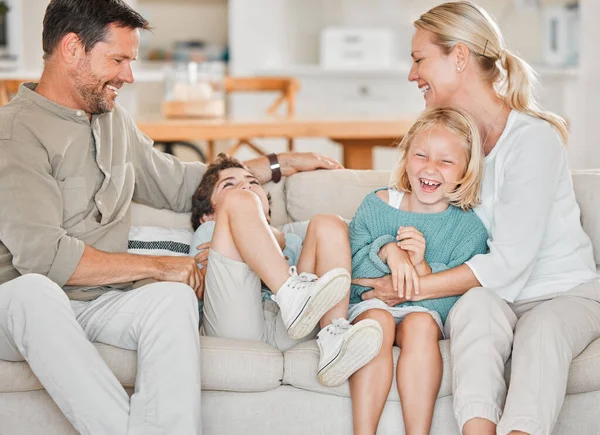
top-left (414, 1), bottom-right (569, 143)
top-left (390, 107), bottom-right (483, 211)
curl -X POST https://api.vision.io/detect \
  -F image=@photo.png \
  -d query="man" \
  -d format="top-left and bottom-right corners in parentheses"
top-left (0, 1), bottom-right (341, 434)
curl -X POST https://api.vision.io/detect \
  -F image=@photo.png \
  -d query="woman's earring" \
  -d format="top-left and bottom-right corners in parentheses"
top-left (457, 67), bottom-right (461, 71)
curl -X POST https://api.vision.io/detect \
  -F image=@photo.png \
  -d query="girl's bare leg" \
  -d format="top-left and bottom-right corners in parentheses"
top-left (395, 312), bottom-right (443, 435)
top-left (349, 309), bottom-right (396, 435)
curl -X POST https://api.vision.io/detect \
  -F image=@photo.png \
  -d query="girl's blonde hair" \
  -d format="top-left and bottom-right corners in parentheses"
top-left (414, 1), bottom-right (569, 143)
top-left (390, 107), bottom-right (483, 211)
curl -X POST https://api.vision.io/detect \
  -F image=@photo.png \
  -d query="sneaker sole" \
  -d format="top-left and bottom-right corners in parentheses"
top-left (318, 320), bottom-right (383, 387)
top-left (286, 269), bottom-right (350, 340)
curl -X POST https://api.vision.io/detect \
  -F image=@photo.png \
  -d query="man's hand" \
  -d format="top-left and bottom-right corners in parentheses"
top-left (381, 243), bottom-right (420, 300)
top-left (397, 226), bottom-right (431, 276)
top-left (153, 256), bottom-right (205, 296)
top-left (245, 152), bottom-right (343, 184)
top-left (278, 152), bottom-right (343, 177)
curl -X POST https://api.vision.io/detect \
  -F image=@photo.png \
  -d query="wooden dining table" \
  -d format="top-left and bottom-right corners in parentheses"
top-left (136, 114), bottom-right (415, 169)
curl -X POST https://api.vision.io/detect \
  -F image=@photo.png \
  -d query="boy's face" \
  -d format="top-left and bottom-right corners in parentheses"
top-left (204, 167), bottom-right (270, 222)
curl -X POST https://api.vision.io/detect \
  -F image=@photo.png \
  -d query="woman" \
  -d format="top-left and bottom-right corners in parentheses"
top-left (353, 2), bottom-right (600, 435)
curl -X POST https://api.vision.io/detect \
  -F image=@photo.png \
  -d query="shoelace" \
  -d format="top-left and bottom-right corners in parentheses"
top-left (326, 318), bottom-right (351, 336)
top-left (287, 266), bottom-right (318, 290)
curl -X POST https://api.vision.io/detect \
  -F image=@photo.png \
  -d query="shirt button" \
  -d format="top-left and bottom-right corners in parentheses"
top-left (76, 110), bottom-right (84, 116)
top-left (98, 200), bottom-right (103, 207)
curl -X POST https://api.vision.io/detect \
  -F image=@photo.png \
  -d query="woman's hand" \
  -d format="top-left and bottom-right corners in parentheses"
top-left (353, 275), bottom-right (406, 306)
top-left (397, 226), bottom-right (431, 275)
top-left (379, 242), bottom-right (420, 300)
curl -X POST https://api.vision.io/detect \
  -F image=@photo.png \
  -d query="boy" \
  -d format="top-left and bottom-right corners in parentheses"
top-left (190, 154), bottom-right (383, 387)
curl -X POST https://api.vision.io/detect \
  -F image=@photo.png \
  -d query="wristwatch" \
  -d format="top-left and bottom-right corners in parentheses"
top-left (267, 153), bottom-right (281, 183)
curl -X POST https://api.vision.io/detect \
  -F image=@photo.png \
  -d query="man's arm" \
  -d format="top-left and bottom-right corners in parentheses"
top-left (67, 245), bottom-right (204, 292)
top-left (245, 152), bottom-right (343, 184)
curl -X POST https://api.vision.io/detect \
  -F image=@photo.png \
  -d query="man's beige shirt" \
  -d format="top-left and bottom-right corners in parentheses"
top-left (0, 84), bottom-right (206, 300)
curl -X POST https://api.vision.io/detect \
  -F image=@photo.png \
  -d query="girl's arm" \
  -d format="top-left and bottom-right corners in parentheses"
top-left (358, 217), bottom-right (488, 303)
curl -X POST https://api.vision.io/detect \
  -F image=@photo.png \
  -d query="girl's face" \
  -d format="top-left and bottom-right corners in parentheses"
top-left (405, 125), bottom-right (468, 213)
top-left (408, 28), bottom-right (461, 108)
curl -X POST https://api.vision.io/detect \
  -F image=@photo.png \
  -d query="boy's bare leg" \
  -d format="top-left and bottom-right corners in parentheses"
top-left (295, 214), bottom-right (351, 327)
top-left (212, 189), bottom-right (290, 292)
top-left (349, 309), bottom-right (396, 435)
top-left (395, 312), bottom-right (443, 435)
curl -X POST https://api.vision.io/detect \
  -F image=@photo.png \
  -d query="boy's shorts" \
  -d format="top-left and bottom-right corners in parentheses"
top-left (202, 249), bottom-right (317, 351)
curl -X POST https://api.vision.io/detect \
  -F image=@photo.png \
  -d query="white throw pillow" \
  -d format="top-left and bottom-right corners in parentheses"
top-left (128, 226), bottom-right (194, 256)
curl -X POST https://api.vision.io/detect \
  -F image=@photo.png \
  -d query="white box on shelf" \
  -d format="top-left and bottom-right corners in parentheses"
top-left (320, 28), bottom-right (395, 69)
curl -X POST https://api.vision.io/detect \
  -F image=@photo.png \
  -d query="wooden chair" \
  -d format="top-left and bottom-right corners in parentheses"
top-left (0, 79), bottom-right (28, 106)
top-left (211, 76), bottom-right (299, 161)
top-left (161, 76), bottom-right (300, 162)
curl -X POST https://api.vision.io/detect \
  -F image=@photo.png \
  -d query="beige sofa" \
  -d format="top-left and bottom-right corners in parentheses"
top-left (2, 169), bottom-right (600, 435)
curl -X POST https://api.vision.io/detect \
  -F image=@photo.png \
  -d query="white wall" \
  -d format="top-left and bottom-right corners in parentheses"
top-left (569, 0), bottom-right (599, 169)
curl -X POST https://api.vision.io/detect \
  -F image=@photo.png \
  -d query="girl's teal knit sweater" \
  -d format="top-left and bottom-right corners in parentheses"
top-left (349, 189), bottom-right (489, 323)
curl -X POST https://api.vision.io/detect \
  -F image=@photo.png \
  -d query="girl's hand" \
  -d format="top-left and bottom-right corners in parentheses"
top-left (397, 226), bottom-right (431, 275)
top-left (383, 243), bottom-right (420, 300)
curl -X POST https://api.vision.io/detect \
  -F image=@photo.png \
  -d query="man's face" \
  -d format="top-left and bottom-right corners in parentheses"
top-left (207, 167), bottom-right (271, 220)
top-left (70, 24), bottom-right (138, 114)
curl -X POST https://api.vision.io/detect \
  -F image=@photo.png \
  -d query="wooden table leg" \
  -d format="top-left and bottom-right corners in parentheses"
top-left (334, 138), bottom-right (398, 170)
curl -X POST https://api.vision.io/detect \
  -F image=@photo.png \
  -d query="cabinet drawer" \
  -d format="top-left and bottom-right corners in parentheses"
top-left (298, 77), bottom-right (424, 115)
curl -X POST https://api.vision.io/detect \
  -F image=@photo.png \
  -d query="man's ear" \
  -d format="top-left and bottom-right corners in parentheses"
top-left (200, 213), bottom-right (215, 224)
top-left (60, 32), bottom-right (84, 65)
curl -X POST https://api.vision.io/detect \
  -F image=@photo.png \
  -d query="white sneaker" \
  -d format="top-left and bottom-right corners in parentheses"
top-left (272, 266), bottom-right (350, 340)
top-left (317, 318), bottom-right (383, 387)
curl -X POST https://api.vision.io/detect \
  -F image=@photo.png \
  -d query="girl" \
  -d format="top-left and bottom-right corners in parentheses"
top-left (348, 107), bottom-right (488, 435)
top-left (359, 2), bottom-right (600, 435)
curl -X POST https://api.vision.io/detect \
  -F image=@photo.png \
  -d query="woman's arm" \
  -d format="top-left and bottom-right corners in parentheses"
top-left (356, 255), bottom-right (481, 305)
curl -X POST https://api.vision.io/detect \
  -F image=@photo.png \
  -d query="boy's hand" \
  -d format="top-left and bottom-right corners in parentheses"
top-left (396, 226), bottom-right (431, 276)
top-left (380, 242), bottom-right (420, 300)
top-left (270, 226), bottom-right (286, 250)
top-left (196, 268), bottom-right (207, 300)
top-left (194, 242), bottom-right (211, 268)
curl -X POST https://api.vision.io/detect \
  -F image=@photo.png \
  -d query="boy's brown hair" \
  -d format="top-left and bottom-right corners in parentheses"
top-left (191, 153), bottom-right (271, 230)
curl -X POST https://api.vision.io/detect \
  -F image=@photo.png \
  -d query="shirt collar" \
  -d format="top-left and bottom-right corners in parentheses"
top-left (17, 82), bottom-right (97, 124)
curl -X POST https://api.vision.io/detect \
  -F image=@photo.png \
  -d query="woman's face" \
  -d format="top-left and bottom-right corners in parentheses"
top-left (408, 28), bottom-right (461, 108)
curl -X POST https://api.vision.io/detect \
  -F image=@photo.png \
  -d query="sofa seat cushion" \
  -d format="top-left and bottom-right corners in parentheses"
top-left (0, 335), bottom-right (283, 394)
top-left (283, 338), bottom-right (600, 400)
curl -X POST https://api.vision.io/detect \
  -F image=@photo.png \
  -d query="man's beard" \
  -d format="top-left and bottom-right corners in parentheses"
top-left (72, 59), bottom-right (119, 115)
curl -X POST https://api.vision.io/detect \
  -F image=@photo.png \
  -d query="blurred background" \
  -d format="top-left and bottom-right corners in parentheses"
top-left (1, 0), bottom-right (597, 170)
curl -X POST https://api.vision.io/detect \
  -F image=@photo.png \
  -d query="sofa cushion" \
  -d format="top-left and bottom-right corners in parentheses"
top-left (283, 337), bottom-right (600, 400)
top-left (0, 336), bottom-right (283, 394)
top-left (572, 170), bottom-right (600, 266)
top-left (285, 170), bottom-right (390, 221)
top-left (130, 179), bottom-right (288, 230)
